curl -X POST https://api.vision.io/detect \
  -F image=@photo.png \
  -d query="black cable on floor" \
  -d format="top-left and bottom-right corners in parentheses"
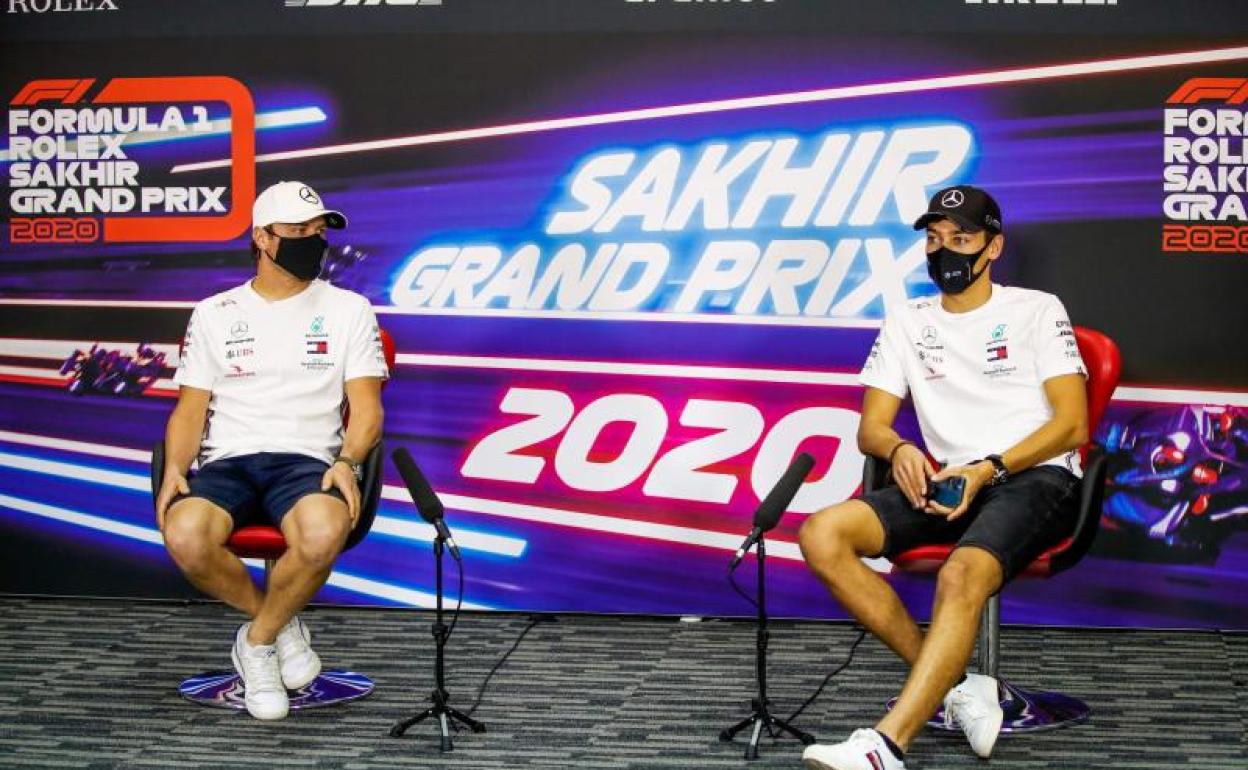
top-left (464, 614), bottom-right (551, 718)
top-left (786, 626), bottom-right (868, 723)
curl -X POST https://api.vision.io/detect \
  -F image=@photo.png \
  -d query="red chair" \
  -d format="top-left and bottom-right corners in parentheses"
top-left (868, 326), bottom-right (1121, 732)
top-left (151, 328), bottom-right (397, 711)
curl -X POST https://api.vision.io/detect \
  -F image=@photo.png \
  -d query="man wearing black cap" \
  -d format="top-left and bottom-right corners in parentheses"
top-left (799, 186), bottom-right (1089, 769)
top-left (154, 181), bottom-right (388, 721)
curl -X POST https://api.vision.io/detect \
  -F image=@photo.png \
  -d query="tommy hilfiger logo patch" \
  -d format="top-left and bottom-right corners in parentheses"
top-left (987, 345), bottom-right (1008, 362)
top-left (306, 340), bottom-right (328, 355)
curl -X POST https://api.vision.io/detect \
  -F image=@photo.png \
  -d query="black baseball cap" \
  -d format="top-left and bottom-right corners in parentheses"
top-left (912, 185), bottom-right (1002, 234)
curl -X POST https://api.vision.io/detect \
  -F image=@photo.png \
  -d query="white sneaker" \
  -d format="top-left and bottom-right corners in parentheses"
top-left (943, 672), bottom-right (1004, 759)
top-left (275, 615), bottom-right (321, 690)
top-left (231, 623), bottom-right (289, 721)
top-left (802, 729), bottom-right (906, 770)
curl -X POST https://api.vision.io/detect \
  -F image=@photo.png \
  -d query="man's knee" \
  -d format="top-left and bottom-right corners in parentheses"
top-left (935, 548), bottom-right (1001, 603)
top-left (799, 501), bottom-right (879, 568)
top-left (286, 501), bottom-right (350, 568)
top-left (163, 501), bottom-right (229, 573)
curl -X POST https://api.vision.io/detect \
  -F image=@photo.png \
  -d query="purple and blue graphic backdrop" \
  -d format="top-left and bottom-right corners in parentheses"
top-left (2, 2), bottom-right (1246, 629)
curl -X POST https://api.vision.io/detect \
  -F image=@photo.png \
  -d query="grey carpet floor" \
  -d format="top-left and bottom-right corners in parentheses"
top-left (0, 598), bottom-right (1244, 769)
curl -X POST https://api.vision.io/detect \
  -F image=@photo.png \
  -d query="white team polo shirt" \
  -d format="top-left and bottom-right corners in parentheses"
top-left (174, 279), bottom-right (389, 465)
top-left (860, 284), bottom-right (1088, 476)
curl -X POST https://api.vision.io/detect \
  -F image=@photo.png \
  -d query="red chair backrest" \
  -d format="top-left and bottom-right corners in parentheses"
top-left (379, 327), bottom-right (397, 373)
top-left (1073, 326), bottom-right (1122, 459)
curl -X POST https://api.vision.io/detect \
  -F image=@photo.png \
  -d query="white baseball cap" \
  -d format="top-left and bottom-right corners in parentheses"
top-left (252, 181), bottom-right (347, 230)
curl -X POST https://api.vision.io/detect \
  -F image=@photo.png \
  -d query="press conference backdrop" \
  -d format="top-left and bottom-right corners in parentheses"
top-left (2, 0), bottom-right (1245, 629)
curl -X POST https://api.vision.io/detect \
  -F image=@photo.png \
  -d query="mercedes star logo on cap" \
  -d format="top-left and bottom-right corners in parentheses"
top-left (298, 186), bottom-right (320, 204)
top-left (941, 189), bottom-right (965, 208)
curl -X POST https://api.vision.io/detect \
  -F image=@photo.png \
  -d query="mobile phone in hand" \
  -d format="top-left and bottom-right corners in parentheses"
top-left (927, 476), bottom-right (966, 509)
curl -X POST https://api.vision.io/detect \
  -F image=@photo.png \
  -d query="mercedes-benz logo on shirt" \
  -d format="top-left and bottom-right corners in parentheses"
top-left (299, 186), bottom-right (320, 204)
top-left (230, 321), bottom-right (249, 338)
top-left (941, 189), bottom-right (965, 208)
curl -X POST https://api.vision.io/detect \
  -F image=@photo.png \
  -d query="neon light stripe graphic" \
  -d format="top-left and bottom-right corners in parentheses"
top-left (0, 430), bottom-right (153, 463)
top-left (0, 300), bottom-right (884, 329)
top-left (0, 448), bottom-right (526, 558)
top-left (0, 107), bottom-right (327, 163)
top-left (0, 339), bottom-right (179, 360)
top-left (3, 337), bottom-right (1246, 405)
top-left (0, 492), bottom-right (489, 610)
top-left (168, 45), bottom-right (1248, 173)
top-left (0, 430), bottom-right (825, 565)
top-left (374, 483), bottom-right (888, 570)
top-left (0, 364), bottom-right (177, 394)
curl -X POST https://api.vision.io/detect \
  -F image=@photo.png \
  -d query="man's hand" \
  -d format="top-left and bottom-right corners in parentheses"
top-left (892, 443), bottom-right (937, 510)
top-left (926, 461), bottom-right (995, 521)
top-left (322, 461), bottom-right (361, 527)
top-left (155, 471), bottom-right (190, 531)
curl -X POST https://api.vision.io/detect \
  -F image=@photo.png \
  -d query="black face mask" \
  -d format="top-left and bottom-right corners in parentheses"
top-left (926, 240), bottom-right (991, 295)
top-left (267, 233), bottom-right (327, 281)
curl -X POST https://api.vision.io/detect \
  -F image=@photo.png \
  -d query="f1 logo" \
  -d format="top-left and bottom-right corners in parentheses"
top-left (1167, 77), bottom-right (1248, 105)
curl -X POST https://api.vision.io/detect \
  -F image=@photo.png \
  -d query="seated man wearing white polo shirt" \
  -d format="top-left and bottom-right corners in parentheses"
top-left (154, 181), bottom-right (388, 720)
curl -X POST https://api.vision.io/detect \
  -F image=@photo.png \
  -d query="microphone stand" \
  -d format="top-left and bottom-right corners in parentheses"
top-left (388, 530), bottom-right (485, 751)
top-left (719, 534), bottom-right (814, 760)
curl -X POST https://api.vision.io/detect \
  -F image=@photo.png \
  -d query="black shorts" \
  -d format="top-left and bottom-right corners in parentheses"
top-left (172, 452), bottom-right (346, 528)
top-left (860, 465), bottom-right (1080, 583)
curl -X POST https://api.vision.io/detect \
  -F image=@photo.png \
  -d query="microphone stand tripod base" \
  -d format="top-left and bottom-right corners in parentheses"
top-left (387, 536), bottom-right (486, 753)
top-left (719, 697), bottom-right (814, 761)
top-left (389, 686), bottom-right (486, 752)
top-left (718, 537), bottom-right (815, 760)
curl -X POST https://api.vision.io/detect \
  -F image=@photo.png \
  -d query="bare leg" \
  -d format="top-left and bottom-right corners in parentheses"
top-left (875, 546), bottom-right (1002, 749)
top-left (247, 494), bottom-right (350, 645)
top-left (163, 499), bottom-right (263, 616)
top-left (799, 500), bottom-right (925, 665)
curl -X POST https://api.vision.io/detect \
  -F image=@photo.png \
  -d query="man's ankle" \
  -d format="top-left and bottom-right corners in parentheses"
top-left (246, 624), bottom-right (277, 647)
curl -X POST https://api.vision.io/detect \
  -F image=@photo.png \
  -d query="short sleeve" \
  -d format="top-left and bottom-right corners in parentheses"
top-left (859, 319), bottom-right (909, 399)
top-left (173, 305), bottom-right (218, 391)
top-left (344, 300), bottom-right (390, 382)
top-left (1035, 295), bottom-right (1087, 382)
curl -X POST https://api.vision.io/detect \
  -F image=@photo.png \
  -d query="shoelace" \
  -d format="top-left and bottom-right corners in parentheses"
top-left (944, 690), bottom-right (983, 730)
top-left (847, 729), bottom-right (882, 750)
top-left (276, 620), bottom-right (306, 658)
top-left (243, 647), bottom-right (283, 690)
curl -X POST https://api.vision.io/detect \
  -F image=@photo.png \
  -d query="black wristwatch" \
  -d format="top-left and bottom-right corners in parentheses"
top-left (983, 454), bottom-right (1009, 486)
top-left (335, 455), bottom-right (363, 482)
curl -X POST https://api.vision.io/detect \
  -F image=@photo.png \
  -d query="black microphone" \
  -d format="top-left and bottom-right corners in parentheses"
top-left (392, 447), bottom-right (461, 561)
top-left (729, 452), bottom-right (815, 570)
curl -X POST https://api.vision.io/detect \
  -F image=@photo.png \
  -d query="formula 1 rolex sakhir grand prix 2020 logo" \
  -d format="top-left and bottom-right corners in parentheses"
top-left (1162, 76), bottom-right (1248, 255)
top-left (7, 76), bottom-right (254, 244)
